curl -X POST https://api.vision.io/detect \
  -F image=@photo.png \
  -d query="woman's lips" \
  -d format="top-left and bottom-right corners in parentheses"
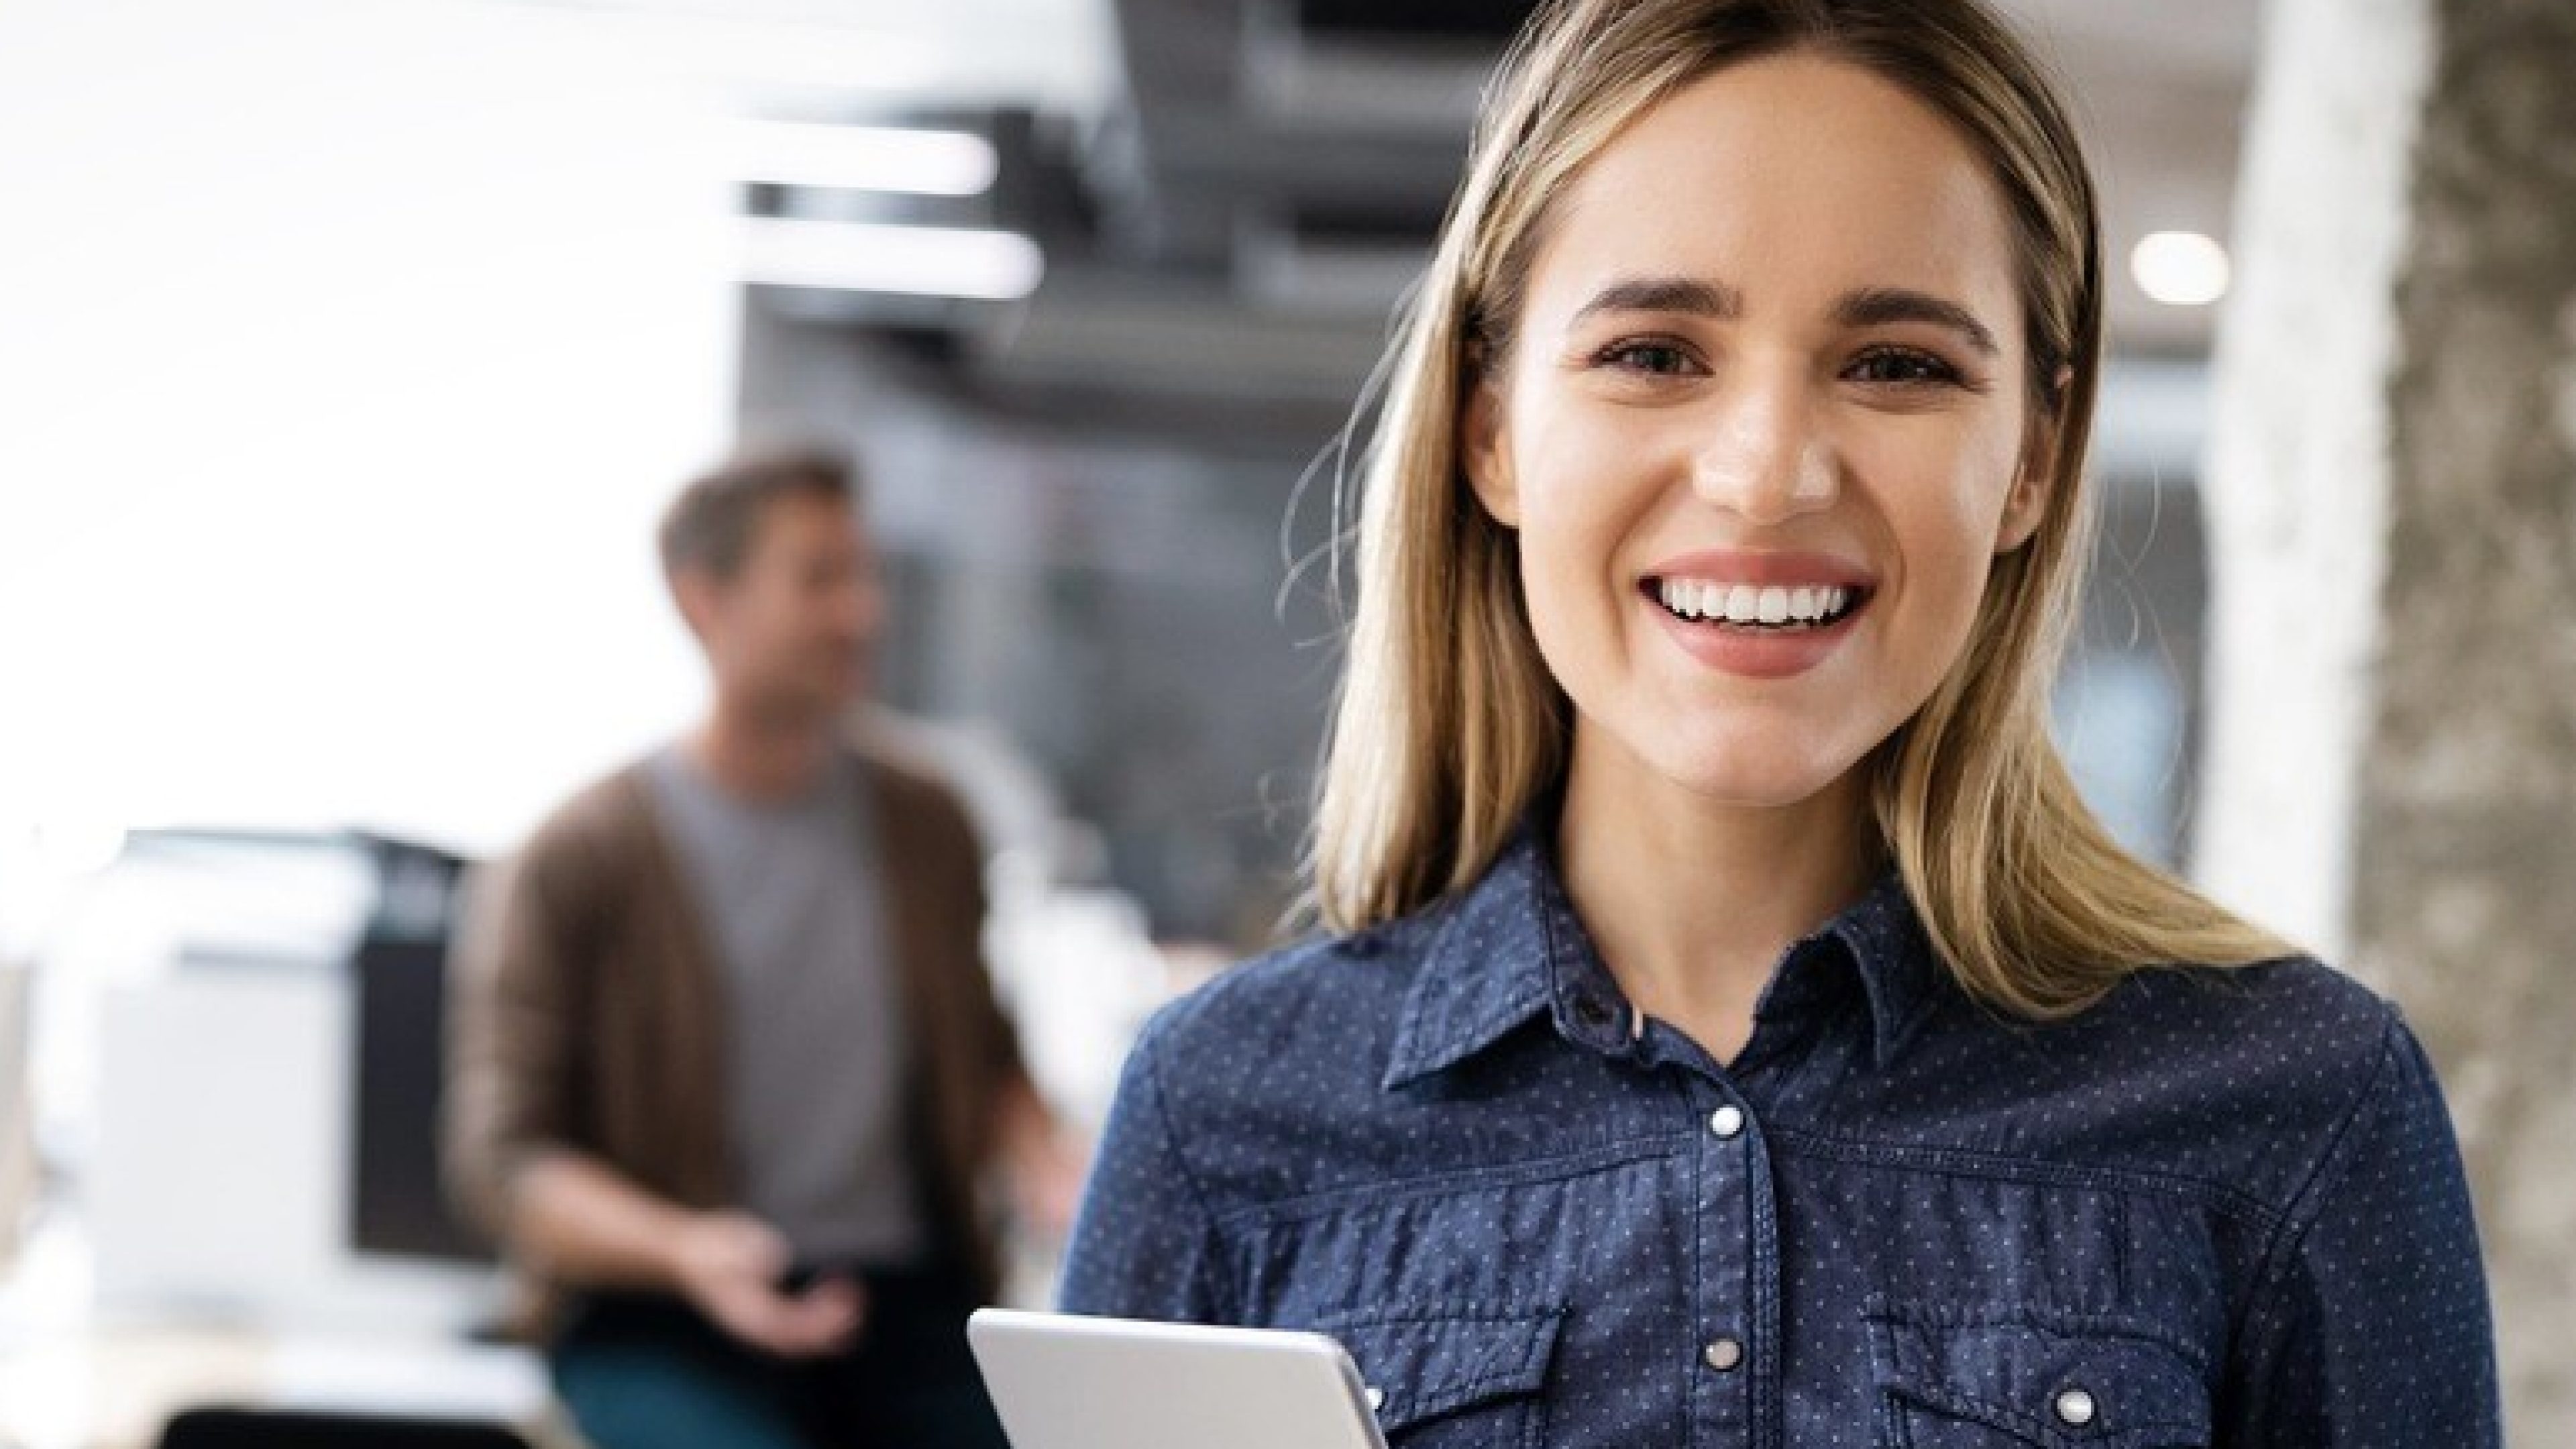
top-left (1638, 574), bottom-right (1872, 680)
top-left (1642, 547), bottom-right (1878, 591)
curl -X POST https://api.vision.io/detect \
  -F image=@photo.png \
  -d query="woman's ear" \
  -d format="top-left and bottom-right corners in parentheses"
top-left (1460, 374), bottom-right (1521, 528)
top-left (1995, 365), bottom-right (2073, 553)
top-left (1995, 453), bottom-right (2049, 553)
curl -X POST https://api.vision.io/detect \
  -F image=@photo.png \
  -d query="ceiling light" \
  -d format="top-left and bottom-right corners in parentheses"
top-left (2131, 231), bottom-right (2231, 307)
top-left (741, 217), bottom-right (1042, 301)
top-left (726, 120), bottom-right (999, 197)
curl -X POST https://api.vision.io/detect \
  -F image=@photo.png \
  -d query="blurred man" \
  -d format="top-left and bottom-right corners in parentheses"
top-left (447, 447), bottom-right (1067, 1449)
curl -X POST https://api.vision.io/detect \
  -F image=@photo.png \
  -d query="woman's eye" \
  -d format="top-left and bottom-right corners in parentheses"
top-left (1845, 346), bottom-right (1960, 387)
top-left (1598, 340), bottom-right (1699, 376)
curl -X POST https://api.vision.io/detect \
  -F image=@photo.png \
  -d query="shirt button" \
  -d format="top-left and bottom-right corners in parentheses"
top-left (2053, 1387), bottom-right (2097, 1427)
top-left (1364, 1385), bottom-right (1386, 1413)
top-left (1708, 1105), bottom-right (1746, 1140)
top-left (1703, 1337), bottom-right (1743, 1373)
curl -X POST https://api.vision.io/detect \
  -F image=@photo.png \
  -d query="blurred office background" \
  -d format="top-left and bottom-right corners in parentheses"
top-left (1, 0), bottom-right (2569, 1445)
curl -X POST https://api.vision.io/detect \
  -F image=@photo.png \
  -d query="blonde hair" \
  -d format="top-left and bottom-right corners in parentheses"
top-left (1309, 0), bottom-right (2292, 1017)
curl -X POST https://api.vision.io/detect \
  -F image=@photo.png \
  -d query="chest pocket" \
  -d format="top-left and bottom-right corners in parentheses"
top-left (1326, 1307), bottom-right (1562, 1449)
top-left (1866, 1302), bottom-right (2212, 1449)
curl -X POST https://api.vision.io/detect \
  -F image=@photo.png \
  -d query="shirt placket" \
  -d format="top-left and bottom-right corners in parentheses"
top-left (1674, 1053), bottom-right (1779, 1449)
top-left (1542, 886), bottom-right (1798, 1449)
top-left (1564, 987), bottom-right (1790, 1449)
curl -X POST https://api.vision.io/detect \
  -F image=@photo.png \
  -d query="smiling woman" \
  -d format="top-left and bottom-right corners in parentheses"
top-left (1457, 54), bottom-right (2056, 1041)
top-left (1059, 1), bottom-right (2502, 1446)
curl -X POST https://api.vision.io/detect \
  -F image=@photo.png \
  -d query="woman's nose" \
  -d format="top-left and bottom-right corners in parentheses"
top-left (1687, 379), bottom-right (1838, 523)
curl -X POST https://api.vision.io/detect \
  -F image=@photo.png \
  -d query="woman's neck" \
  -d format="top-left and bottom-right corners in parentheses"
top-left (1555, 730), bottom-right (1876, 1064)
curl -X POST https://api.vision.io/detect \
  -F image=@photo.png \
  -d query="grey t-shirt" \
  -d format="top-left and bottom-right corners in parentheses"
top-left (646, 745), bottom-right (923, 1267)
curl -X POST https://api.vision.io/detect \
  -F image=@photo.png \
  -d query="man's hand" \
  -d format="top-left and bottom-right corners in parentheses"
top-left (670, 1211), bottom-right (866, 1359)
top-left (996, 1079), bottom-right (1088, 1243)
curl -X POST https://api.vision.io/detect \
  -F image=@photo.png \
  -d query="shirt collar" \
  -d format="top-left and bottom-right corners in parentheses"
top-left (1382, 826), bottom-right (1560, 1089)
top-left (1782, 867), bottom-right (1945, 1069)
top-left (1382, 820), bottom-right (1945, 1089)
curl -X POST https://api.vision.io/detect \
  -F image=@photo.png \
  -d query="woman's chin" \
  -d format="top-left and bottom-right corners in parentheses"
top-left (1565, 693), bottom-right (1889, 816)
top-left (1609, 737), bottom-right (1868, 815)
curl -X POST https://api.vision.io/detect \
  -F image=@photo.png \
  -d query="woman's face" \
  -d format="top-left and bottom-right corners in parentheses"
top-left (1465, 51), bottom-right (2051, 814)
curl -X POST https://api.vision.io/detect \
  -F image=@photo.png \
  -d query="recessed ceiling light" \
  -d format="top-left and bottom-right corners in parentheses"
top-left (2131, 231), bottom-right (2231, 307)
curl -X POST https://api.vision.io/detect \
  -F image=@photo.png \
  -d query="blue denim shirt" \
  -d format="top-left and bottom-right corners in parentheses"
top-left (1059, 828), bottom-right (2501, 1448)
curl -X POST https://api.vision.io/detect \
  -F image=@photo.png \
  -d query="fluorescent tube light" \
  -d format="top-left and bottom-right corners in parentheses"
top-left (741, 216), bottom-right (1043, 300)
top-left (727, 119), bottom-right (999, 197)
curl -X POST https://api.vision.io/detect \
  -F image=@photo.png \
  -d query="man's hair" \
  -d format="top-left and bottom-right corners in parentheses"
top-left (657, 445), bottom-right (860, 582)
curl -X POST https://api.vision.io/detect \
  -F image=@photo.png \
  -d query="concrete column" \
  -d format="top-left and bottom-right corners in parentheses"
top-left (2198, 0), bottom-right (2576, 1437)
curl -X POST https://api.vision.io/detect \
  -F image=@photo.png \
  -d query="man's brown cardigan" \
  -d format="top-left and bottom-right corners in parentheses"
top-left (442, 733), bottom-right (1025, 1338)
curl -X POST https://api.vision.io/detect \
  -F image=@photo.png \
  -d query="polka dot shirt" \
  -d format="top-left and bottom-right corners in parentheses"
top-left (1057, 825), bottom-right (2502, 1447)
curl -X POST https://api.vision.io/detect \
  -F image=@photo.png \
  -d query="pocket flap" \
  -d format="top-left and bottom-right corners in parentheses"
top-left (1868, 1303), bottom-right (2212, 1448)
top-left (1329, 1307), bottom-right (1562, 1432)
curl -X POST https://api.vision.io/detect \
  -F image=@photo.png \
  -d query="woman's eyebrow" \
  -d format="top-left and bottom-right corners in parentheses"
top-left (1568, 278), bottom-right (2000, 358)
top-left (1835, 286), bottom-right (2000, 356)
top-left (1570, 275), bottom-right (1743, 325)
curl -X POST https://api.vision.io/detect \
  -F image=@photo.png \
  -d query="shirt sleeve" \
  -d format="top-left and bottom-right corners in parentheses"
top-left (2223, 1013), bottom-right (2502, 1446)
top-left (951, 806), bottom-right (1028, 1084)
top-left (1056, 1009), bottom-right (1230, 1322)
top-left (440, 837), bottom-right (588, 1242)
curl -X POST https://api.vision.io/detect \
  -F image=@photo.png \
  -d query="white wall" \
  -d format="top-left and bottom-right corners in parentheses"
top-left (0, 0), bottom-right (745, 868)
top-left (2191, 0), bottom-right (2431, 957)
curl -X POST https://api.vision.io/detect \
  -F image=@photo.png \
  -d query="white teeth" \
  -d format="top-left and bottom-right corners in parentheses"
top-left (1656, 578), bottom-right (1858, 626)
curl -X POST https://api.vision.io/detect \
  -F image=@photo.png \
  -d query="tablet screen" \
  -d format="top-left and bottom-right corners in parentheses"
top-left (968, 1309), bottom-right (1390, 1449)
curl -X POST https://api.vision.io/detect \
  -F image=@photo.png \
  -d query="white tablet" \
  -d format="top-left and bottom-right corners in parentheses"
top-left (967, 1308), bottom-right (1391, 1449)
